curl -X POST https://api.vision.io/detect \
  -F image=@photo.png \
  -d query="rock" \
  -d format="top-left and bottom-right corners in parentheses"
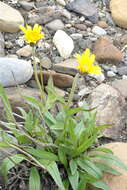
top-left (16, 45), bottom-right (32, 57)
top-left (112, 80), bottom-right (127, 98)
top-left (53, 59), bottom-right (78, 76)
top-left (96, 21), bottom-right (108, 28)
top-left (78, 39), bottom-right (92, 50)
top-left (107, 71), bottom-right (116, 77)
top-left (92, 26), bottom-right (107, 36)
top-left (120, 34), bottom-right (127, 45)
top-left (33, 70), bottom-right (74, 88)
top-left (74, 24), bottom-right (87, 31)
top-left (90, 73), bottom-right (105, 82)
top-left (93, 36), bottom-right (123, 62)
top-left (122, 75), bottom-right (127, 80)
top-left (0, 58), bottom-right (33, 87)
top-left (88, 84), bottom-right (126, 139)
top-left (54, 87), bottom-right (66, 97)
top-left (110, 0), bottom-right (127, 29)
top-left (46, 19), bottom-right (64, 31)
top-left (28, 6), bottom-right (60, 25)
top-left (88, 142), bottom-right (127, 190)
top-left (0, 2), bottom-right (24, 33)
top-left (118, 66), bottom-right (127, 76)
top-left (53, 30), bottom-right (74, 59)
top-left (56, 0), bottom-right (66, 6)
top-left (66, 0), bottom-right (98, 23)
top-left (0, 87), bottom-right (41, 121)
top-left (70, 33), bottom-right (83, 40)
top-left (18, 1), bottom-right (34, 11)
top-left (40, 57), bottom-right (52, 69)
top-left (0, 32), bottom-right (5, 57)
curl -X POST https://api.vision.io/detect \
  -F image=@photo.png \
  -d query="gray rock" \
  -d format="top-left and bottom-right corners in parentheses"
top-left (70, 33), bottom-right (83, 40)
top-left (66, 0), bottom-right (98, 23)
top-left (0, 58), bottom-right (33, 87)
top-left (46, 19), bottom-right (64, 31)
top-left (19, 1), bottom-right (34, 11)
top-left (92, 26), bottom-right (107, 36)
top-left (88, 84), bottom-right (126, 139)
top-left (118, 66), bottom-right (127, 76)
top-left (78, 39), bottom-right (92, 50)
top-left (0, 32), bottom-right (5, 57)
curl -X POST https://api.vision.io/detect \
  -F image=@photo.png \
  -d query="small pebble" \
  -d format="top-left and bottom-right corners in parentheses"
top-left (107, 71), bottom-right (116, 77)
top-left (92, 26), bottom-right (107, 35)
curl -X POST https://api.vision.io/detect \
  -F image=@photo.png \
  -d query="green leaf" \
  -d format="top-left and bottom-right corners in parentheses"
top-left (0, 84), bottom-right (15, 123)
top-left (69, 159), bottom-right (77, 175)
top-left (91, 181), bottom-right (110, 190)
top-left (74, 121), bottom-right (85, 140)
top-left (0, 142), bottom-right (11, 148)
top-left (68, 170), bottom-right (79, 190)
top-left (29, 167), bottom-right (41, 190)
top-left (58, 146), bottom-right (67, 168)
top-left (40, 161), bottom-right (65, 190)
top-left (95, 162), bottom-right (121, 176)
top-left (90, 153), bottom-right (127, 171)
top-left (74, 135), bottom-right (97, 156)
top-left (24, 148), bottom-right (58, 161)
top-left (93, 147), bottom-right (113, 154)
top-left (77, 173), bottom-right (87, 190)
top-left (1, 154), bottom-right (26, 180)
top-left (77, 159), bottom-right (102, 179)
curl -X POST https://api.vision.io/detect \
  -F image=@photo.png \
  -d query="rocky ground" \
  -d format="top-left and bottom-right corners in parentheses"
top-left (1, 0), bottom-right (127, 189)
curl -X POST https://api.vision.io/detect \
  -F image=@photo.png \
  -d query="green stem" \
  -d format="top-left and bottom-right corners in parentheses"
top-left (32, 46), bottom-right (45, 103)
top-left (67, 73), bottom-right (79, 108)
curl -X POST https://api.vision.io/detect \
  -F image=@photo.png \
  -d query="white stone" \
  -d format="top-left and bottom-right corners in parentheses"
top-left (0, 58), bottom-right (33, 87)
top-left (0, 2), bottom-right (24, 33)
top-left (53, 30), bottom-right (74, 58)
top-left (56, 0), bottom-right (66, 6)
top-left (107, 71), bottom-right (116, 77)
top-left (92, 26), bottom-right (107, 36)
top-left (90, 73), bottom-right (105, 82)
top-left (122, 75), bottom-right (127, 80)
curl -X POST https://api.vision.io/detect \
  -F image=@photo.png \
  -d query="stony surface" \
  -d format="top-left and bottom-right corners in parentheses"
top-left (0, 32), bottom-right (5, 57)
top-left (94, 36), bottom-right (123, 62)
top-left (0, 58), bottom-right (33, 87)
top-left (88, 84), bottom-right (126, 139)
top-left (0, 2), bottom-right (24, 32)
top-left (66, 0), bottom-right (98, 23)
top-left (89, 142), bottom-right (127, 190)
top-left (53, 59), bottom-right (78, 76)
top-left (0, 87), bottom-right (41, 121)
top-left (1, 0), bottom-right (127, 188)
top-left (34, 70), bottom-right (74, 88)
top-left (112, 79), bottom-right (127, 98)
top-left (110, 0), bottom-right (127, 29)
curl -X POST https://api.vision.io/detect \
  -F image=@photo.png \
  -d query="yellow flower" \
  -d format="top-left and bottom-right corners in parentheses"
top-left (20, 24), bottom-right (44, 44)
top-left (75, 48), bottom-right (102, 75)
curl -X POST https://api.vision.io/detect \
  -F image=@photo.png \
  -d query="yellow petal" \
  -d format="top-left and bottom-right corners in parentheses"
top-left (20, 25), bottom-right (27, 33)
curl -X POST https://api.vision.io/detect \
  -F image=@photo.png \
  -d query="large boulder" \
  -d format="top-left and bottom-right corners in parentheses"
top-left (110, 0), bottom-right (127, 29)
top-left (0, 2), bottom-right (24, 33)
top-left (88, 142), bottom-right (127, 190)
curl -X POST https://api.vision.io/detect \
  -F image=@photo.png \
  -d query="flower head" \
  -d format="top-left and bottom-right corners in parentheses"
top-left (20, 24), bottom-right (44, 44)
top-left (75, 48), bottom-right (102, 75)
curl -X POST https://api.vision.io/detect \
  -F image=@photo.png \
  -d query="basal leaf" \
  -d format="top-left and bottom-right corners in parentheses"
top-left (29, 167), bottom-right (41, 190)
